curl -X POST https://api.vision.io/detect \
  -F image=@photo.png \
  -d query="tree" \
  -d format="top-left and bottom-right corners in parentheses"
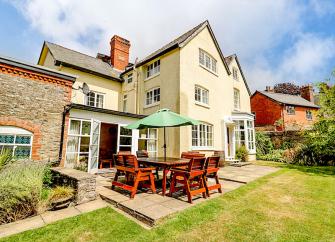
top-left (274, 82), bottom-right (301, 95)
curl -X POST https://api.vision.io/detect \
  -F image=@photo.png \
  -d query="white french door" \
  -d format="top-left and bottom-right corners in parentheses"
top-left (88, 119), bottom-right (101, 173)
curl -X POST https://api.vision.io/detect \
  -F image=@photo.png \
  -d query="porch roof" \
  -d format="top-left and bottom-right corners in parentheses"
top-left (66, 103), bottom-right (147, 119)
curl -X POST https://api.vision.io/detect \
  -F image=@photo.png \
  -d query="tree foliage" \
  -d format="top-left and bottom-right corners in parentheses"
top-left (274, 82), bottom-right (301, 95)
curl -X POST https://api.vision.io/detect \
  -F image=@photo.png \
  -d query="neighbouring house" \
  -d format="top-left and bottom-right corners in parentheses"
top-left (36, 20), bottom-right (255, 172)
top-left (0, 55), bottom-right (76, 161)
top-left (251, 85), bottom-right (319, 131)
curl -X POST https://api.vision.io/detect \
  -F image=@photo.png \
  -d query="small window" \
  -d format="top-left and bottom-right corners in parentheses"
top-left (195, 86), bottom-right (209, 105)
top-left (192, 123), bottom-right (213, 148)
top-left (232, 67), bottom-right (239, 81)
top-left (306, 110), bottom-right (313, 120)
top-left (234, 88), bottom-right (240, 110)
top-left (0, 126), bottom-right (33, 158)
top-left (123, 94), bottom-right (128, 112)
top-left (119, 126), bottom-right (132, 152)
top-left (199, 49), bottom-right (217, 73)
top-left (146, 60), bottom-right (160, 78)
top-left (85, 91), bottom-right (104, 108)
top-left (127, 73), bottom-right (133, 83)
top-left (286, 106), bottom-right (295, 115)
top-left (138, 128), bottom-right (158, 157)
top-left (145, 88), bottom-right (160, 106)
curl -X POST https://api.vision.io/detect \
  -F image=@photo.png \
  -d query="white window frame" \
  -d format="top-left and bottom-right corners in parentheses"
top-left (233, 119), bottom-right (256, 153)
top-left (66, 118), bottom-right (91, 168)
top-left (232, 67), bottom-right (239, 81)
top-left (0, 126), bottom-right (33, 158)
top-left (145, 87), bottom-right (160, 107)
top-left (199, 49), bottom-right (217, 74)
top-left (146, 60), bottom-right (160, 79)
top-left (123, 94), bottom-right (128, 112)
top-left (85, 91), bottom-right (105, 108)
top-left (127, 73), bottom-right (133, 84)
top-left (234, 88), bottom-right (240, 111)
top-left (118, 126), bottom-right (133, 152)
top-left (138, 128), bottom-right (158, 157)
top-left (195, 85), bottom-right (209, 106)
top-left (234, 120), bottom-right (245, 147)
top-left (306, 110), bottom-right (313, 120)
top-left (192, 123), bottom-right (214, 150)
top-left (247, 120), bottom-right (255, 151)
top-left (286, 105), bottom-right (295, 115)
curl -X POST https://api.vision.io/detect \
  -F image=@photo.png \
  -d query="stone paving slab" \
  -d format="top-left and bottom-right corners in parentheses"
top-left (40, 207), bottom-right (81, 224)
top-left (75, 199), bottom-right (108, 213)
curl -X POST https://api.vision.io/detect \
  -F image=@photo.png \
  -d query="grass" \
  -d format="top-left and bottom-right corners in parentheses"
top-left (2, 162), bottom-right (335, 242)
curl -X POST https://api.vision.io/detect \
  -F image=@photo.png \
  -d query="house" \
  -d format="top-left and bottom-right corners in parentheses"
top-left (251, 85), bottom-right (319, 131)
top-left (37, 20), bottom-right (256, 172)
top-left (0, 55), bottom-right (76, 161)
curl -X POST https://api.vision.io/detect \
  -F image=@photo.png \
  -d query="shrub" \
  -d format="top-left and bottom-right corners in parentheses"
top-left (235, 145), bottom-right (248, 162)
top-left (0, 149), bottom-right (14, 169)
top-left (48, 186), bottom-right (74, 203)
top-left (258, 149), bottom-right (284, 162)
top-left (0, 160), bottom-right (47, 224)
top-left (255, 132), bottom-right (273, 156)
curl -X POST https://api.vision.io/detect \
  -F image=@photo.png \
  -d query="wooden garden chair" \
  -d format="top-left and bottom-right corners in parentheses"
top-left (204, 156), bottom-right (222, 196)
top-left (112, 154), bottom-right (156, 199)
top-left (169, 157), bottom-right (207, 203)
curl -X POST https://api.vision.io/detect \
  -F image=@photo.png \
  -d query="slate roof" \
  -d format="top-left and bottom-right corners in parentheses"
top-left (125, 20), bottom-right (230, 75)
top-left (258, 91), bottom-right (319, 108)
top-left (43, 42), bottom-right (121, 80)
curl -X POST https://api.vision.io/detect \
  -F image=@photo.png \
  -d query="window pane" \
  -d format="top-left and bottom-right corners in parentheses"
top-left (66, 136), bottom-right (79, 153)
top-left (69, 120), bottom-right (81, 135)
top-left (138, 139), bottom-right (147, 151)
top-left (80, 137), bottom-right (90, 152)
top-left (15, 135), bottom-right (31, 144)
top-left (148, 129), bottom-right (157, 139)
top-left (81, 121), bottom-right (91, 135)
top-left (120, 127), bottom-right (132, 136)
top-left (0, 135), bottom-right (15, 144)
top-left (120, 137), bottom-right (132, 146)
top-left (66, 153), bottom-right (78, 166)
top-left (14, 146), bottom-right (31, 158)
top-left (1, 145), bottom-right (14, 154)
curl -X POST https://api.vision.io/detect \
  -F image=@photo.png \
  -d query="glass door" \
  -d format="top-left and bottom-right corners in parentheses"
top-left (88, 119), bottom-right (101, 173)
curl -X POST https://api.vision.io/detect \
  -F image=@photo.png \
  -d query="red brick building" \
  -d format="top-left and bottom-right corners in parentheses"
top-left (251, 86), bottom-right (319, 131)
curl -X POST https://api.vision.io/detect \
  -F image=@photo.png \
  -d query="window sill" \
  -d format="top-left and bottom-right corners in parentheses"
top-left (145, 73), bottom-right (160, 81)
top-left (144, 102), bottom-right (160, 109)
top-left (191, 147), bottom-right (214, 151)
top-left (199, 64), bottom-right (218, 77)
top-left (195, 101), bottom-right (210, 109)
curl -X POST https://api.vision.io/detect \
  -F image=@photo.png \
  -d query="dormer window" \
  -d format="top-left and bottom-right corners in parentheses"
top-left (232, 67), bottom-right (239, 81)
top-left (146, 60), bottom-right (160, 78)
top-left (85, 91), bottom-right (104, 108)
top-left (199, 49), bottom-right (217, 73)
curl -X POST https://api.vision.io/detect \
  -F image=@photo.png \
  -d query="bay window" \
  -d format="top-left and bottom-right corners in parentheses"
top-left (234, 119), bottom-right (256, 152)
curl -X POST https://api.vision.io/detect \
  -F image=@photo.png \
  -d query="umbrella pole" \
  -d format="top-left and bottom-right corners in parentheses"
top-left (164, 127), bottom-right (167, 161)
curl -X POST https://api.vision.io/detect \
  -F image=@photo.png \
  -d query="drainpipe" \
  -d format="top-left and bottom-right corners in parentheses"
top-left (58, 105), bottom-right (71, 164)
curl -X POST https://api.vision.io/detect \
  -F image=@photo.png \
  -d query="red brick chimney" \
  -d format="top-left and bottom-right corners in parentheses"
top-left (110, 35), bottom-right (130, 71)
top-left (300, 84), bottom-right (314, 102)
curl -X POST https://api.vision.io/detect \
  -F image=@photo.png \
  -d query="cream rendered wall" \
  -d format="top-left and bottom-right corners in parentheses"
top-left (121, 71), bottom-right (137, 113)
top-left (42, 51), bottom-right (122, 111)
top-left (230, 58), bottom-right (251, 112)
top-left (179, 27), bottom-right (234, 154)
top-left (135, 49), bottom-right (181, 157)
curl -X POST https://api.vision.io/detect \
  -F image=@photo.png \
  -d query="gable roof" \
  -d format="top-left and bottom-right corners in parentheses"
top-left (254, 91), bottom-right (319, 108)
top-left (123, 20), bottom-right (231, 75)
top-left (38, 42), bottom-right (122, 81)
top-left (225, 54), bottom-right (251, 95)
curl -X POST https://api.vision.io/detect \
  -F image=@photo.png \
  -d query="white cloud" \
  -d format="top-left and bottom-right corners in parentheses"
top-left (7, 0), bottom-right (335, 90)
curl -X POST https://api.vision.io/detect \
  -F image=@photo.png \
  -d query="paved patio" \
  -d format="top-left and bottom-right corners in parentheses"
top-left (97, 164), bottom-right (280, 226)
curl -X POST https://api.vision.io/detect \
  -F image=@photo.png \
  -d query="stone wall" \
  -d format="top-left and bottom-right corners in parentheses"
top-left (51, 167), bottom-right (97, 204)
top-left (0, 64), bottom-right (72, 161)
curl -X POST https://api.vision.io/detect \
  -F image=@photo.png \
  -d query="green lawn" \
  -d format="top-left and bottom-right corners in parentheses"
top-left (2, 162), bottom-right (335, 242)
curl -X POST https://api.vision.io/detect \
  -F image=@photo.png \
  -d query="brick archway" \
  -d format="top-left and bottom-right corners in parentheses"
top-left (0, 117), bottom-right (42, 160)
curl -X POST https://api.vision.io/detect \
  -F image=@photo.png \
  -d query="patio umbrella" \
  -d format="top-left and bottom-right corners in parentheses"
top-left (125, 109), bottom-right (200, 160)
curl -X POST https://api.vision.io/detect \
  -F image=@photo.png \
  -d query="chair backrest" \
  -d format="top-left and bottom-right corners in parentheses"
top-left (113, 154), bottom-right (125, 166)
top-left (118, 151), bottom-right (131, 155)
top-left (123, 155), bottom-right (139, 170)
top-left (181, 152), bottom-right (205, 159)
top-left (205, 156), bottom-right (220, 170)
top-left (136, 150), bottom-right (149, 158)
top-left (187, 157), bottom-right (206, 171)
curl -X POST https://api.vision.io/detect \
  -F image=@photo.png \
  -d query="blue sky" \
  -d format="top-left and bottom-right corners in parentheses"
top-left (1, 0), bottom-right (335, 91)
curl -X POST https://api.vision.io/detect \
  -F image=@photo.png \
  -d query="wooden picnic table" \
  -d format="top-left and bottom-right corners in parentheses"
top-left (137, 157), bottom-right (190, 196)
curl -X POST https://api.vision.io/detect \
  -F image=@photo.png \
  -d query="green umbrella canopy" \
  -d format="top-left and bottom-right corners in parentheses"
top-left (125, 109), bottom-right (200, 129)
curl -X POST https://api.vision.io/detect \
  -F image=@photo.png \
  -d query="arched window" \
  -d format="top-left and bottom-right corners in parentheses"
top-left (0, 126), bottom-right (33, 158)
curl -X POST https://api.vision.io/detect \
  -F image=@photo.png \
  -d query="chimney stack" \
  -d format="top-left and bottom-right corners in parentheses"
top-left (265, 86), bottom-right (274, 92)
top-left (300, 84), bottom-right (314, 103)
top-left (110, 35), bottom-right (130, 71)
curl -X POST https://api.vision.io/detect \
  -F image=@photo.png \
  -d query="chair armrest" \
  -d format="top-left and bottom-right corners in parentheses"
top-left (139, 167), bottom-right (156, 171)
